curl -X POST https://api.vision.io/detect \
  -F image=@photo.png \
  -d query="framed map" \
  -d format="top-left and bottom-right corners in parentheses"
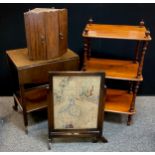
top-left (48, 71), bottom-right (107, 147)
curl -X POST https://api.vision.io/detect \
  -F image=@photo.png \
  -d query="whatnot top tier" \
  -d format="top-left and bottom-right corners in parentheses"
top-left (82, 23), bottom-right (151, 41)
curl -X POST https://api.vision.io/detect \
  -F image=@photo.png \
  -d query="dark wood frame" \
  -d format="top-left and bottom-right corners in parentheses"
top-left (47, 71), bottom-right (107, 149)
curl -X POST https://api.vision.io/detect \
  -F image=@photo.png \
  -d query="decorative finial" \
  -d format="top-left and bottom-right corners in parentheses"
top-left (140, 19), bottom-right (144, 27)
top-left (89, 17), bottom-right (93, 24)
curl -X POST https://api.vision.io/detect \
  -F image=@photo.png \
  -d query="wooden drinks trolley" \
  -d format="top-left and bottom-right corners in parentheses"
top-left (7, 48), bottom-right (79, 133)
top-left (82, 19), bottom-right (151, 125)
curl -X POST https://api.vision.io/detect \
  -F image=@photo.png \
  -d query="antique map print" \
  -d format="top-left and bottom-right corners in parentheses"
top-left (53, 76), bottom-right (101, 129)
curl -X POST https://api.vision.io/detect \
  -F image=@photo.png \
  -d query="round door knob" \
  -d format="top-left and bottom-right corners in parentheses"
top-left (59, 33), bottom-right (64, 40)
top-left (40, 35), bottom-right (45, 43)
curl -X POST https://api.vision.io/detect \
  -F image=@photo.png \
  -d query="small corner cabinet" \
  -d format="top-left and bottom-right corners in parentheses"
top-left (24, 8), bottom-right (68, 60)
top-left (82, 19), bottom-right (151, 125)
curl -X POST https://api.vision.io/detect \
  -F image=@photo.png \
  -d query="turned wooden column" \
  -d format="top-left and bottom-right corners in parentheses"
top-left (82, 29), bottom-right (89, 71)
top-left (127, 81), bottom-right (140, 125)
top-left (134, 41), bottom-right (141, 62)
top-left (137, 29), bottom-right (150, 77)
top-left (137, 41), bottom-right (149, 77)
top-left (87, 39), bottom-right (91, 60)
top-left (128, 81), bottom-right (133, 94)
top-left (130, 81), bottom-right (140, 112)
top-left (82, 17), bottom-right (94, 70)
top-left (87, 18), bottom-right (93, 60)
top-left (134, 20), bottom-right (144, 63)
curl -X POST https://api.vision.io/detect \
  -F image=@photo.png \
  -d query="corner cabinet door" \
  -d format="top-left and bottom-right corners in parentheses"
top-left (36, 12), bottom-right (47, 60)
top-left (45, 11), bottom-right (59, 59)
top-left (58, 9), bottom-right (68, 56)
top-left (24, 12), bottom-right (36, 60)
top-left (24, 12), bottom-right (47, 60)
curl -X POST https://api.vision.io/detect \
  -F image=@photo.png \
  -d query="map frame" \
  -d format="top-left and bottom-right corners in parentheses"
top-left (47, 71), bottom-right (107, 147)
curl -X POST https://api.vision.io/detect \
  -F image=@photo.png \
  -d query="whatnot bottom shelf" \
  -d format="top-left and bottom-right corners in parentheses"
top-left (105, 89), bottom-right (135, 115)
top-left (14, 87), bottom-right (48, 113)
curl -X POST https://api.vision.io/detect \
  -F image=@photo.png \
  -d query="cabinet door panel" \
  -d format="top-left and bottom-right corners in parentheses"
top-left (24, 13), bottom-right (32, 59)
top-left (25, 13), bottom-right (36, 60)
top-left (36, 12), bottom-right (47, 59)
top-left (45, 11), bottom-right (59, 59)
top-left (58, 9), bottom-right (68, 56)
